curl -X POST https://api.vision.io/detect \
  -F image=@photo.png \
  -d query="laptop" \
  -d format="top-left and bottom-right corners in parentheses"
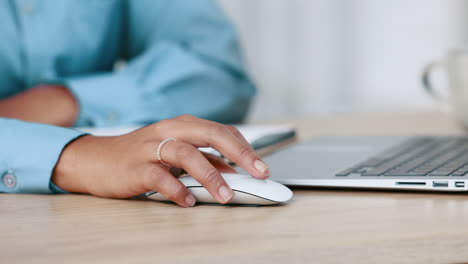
top-left (261, 135), bottom-right (468, 191)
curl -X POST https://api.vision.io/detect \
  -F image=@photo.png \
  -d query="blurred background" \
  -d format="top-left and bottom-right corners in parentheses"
top-left (217, 0), bottom-right (468, 122)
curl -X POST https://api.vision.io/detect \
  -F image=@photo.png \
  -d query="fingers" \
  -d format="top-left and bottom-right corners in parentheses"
top-left (167, 153), bottom-right (235, 177)
top-left (160, 140), bottom-right (234, 204)
top-left (175, 115), bottom-right (251, 147)
top-left (197, 123), bottom-right (269, 178)
top-left (134, 116), bottom-right (272, 207)
top-left (202, 152), bottom-right (237, 173)
top-left (142, 165), bottom-right (196, 207)
top-left (215, 125), bottom-right (270, 177)
top-left (154, 117), bottom-right (270, 179)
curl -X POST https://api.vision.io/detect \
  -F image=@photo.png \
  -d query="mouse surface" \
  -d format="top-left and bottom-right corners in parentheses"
top-left (146, 173), bottom-right (293, 205)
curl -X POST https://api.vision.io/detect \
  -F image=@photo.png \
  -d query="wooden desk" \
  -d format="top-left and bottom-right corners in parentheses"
top-left (3, 112), bottom-right (468, 264)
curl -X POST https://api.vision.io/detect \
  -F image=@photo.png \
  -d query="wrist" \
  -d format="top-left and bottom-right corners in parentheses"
top-left (52, 134), bottom-right (94, 194)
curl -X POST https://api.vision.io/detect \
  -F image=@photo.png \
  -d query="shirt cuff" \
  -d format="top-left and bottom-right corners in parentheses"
top-left (49, 182), bottom-right (69, 194)
top-left (0, 119), bottom-right (86, 194)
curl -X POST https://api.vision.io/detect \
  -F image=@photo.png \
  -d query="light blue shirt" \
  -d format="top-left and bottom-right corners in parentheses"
top-left (0, 0), bottom-right (255, 194)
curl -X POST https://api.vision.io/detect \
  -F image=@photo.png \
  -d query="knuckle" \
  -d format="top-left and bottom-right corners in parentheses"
top-left (235, 145), bottom-right (254, 164)
top-left (208, 123), bottom-right (229, 140)
top-left (167, 184), bottom-right (188, 201)
top-left (202, 167), bottom-right (221, 186)
top-left (175, 144), bottom-right (197, 161)
top-left (153, 119), bottom-right (173, 133)
top-left (227, 125), bottom-right (243, 138)
top-left (152, 119), bottom-right (183, 139)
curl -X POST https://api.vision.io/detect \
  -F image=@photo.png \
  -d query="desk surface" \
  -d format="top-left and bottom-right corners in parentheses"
top-left (3, 112), bottom-right (468, 264)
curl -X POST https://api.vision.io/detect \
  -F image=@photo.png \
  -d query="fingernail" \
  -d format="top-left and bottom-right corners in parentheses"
top-left (254, 160), bottom-right (270, 175)
top-left (218, 185), bottom-right (233, 202)
top-left (185, 194), bottom-right (196, 207)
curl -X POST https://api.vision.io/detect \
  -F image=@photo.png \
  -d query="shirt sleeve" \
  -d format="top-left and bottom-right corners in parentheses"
top-left (63, 0), bottom-right (256, 127)
top-left (0, 118), bottom-right (86, 194)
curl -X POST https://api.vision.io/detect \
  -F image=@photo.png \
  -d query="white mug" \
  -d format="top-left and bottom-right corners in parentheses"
top-left (422, 49), bottom-right (468, 127)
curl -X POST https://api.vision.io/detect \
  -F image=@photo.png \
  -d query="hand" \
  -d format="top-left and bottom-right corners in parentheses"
top-left (52, 115), bottom-right (270, 207)
top-left (0, 85), bottom-right (79, 127)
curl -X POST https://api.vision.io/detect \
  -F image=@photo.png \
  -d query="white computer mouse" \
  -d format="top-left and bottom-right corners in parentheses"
top-left (146, 173), bottom-right (293, 205)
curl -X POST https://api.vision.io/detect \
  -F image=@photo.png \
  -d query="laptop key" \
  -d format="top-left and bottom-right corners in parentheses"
top-left (360, 173), bottom-right (381, 176)
top-left (335, 170), bottom-right (354, 176)
top-left (427, 171), bottom-right (453, 176)
top-left (337, 137), bottom-right (468, 179)
top-left (383, 172), bottom-right (427, 176)
top-left (410, 169), bottom-right (432, 174)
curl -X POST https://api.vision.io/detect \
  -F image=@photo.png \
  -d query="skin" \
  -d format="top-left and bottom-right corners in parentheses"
top-left (0, 85), bottom-right (79, 127)
top-left (1, 85), bottom-right (270, 207)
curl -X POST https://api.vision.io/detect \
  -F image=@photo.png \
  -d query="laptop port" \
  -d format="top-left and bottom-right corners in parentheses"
top-left (455, 181), bottom-right (465, 188)
top-left (395, 182), bottom-right (426, 186)
top-left (432, 181), bottom-right (449, 188)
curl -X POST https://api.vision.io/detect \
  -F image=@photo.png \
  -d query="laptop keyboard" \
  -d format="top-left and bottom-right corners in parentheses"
top-left (336, 137), bottom-right (468, 177)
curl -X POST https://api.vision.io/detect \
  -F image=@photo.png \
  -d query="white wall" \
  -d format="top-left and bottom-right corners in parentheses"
top-left (218, 0), bottom-right (468, 121)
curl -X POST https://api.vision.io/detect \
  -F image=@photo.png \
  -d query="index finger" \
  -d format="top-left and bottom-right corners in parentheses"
top-left (176, 115), bottom-right (251, 147)
top-left (187, 122), bottom-right (270, 178)
top-left (153, 118), bottom-right (270, 179)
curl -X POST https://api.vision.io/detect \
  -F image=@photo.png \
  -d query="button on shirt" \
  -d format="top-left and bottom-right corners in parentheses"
top-left (3, 170), bottom-right (17, 189)
top-left (0, 0), bottom-right (255, 194)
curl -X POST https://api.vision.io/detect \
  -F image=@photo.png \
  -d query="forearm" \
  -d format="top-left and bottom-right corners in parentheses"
top-left (0, 85), bottom-right (79, 127)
